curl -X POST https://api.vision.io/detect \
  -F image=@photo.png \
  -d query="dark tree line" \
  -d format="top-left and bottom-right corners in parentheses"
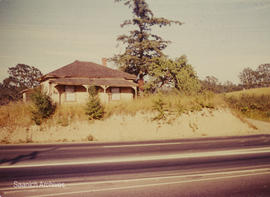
top-left (201, 76), bottom-right (242, 94)
top-left (0, 64), bottom-right (42, 105)
top-left (201, 63), bottom-right (270, 93)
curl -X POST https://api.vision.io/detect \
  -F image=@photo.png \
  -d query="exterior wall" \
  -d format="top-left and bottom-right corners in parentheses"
top-left (96, 87), bottom-right (108, 103)
top-left (40, 80), bottom-right (61, 103)
top-left (56, 85), bottom-right (65, 104)
top-left (74, 86), bottom-right (88, 103)
top-left (40, 80), bottom-right (59, 104)
top-left (59, 85), bottom-right (88, 104)
top-left (106, 87), bottom-right (134, 102)
top-left (98, 92), bottom-right (109, 103)
top-left (120, 87), bottom-right (134, 100)
top-left (40, 81), bottom-right (51, 95)
top-left (22, 91), bottom-right (32, 102)
top-left (40, 80), bottom-right (136, 104)
top-left (51, 84), bottom-right (60, 103)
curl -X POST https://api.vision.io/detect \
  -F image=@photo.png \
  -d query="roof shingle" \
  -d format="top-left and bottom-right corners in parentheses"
top-left (41, 60), bottom-right (136, 81)
top-left (50, 78), bottom-right (138, 87)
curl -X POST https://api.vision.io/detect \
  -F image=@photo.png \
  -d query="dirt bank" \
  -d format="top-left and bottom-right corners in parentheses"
top-left (1, 109), bottom-right (269, 144)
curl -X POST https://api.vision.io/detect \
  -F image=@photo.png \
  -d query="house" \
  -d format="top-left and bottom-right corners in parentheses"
top-left (31, 60), bottom-right (138, 104)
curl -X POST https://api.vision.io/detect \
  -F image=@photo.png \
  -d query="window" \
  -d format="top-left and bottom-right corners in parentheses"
top-left (65, 86), bottom-right (75, 101)
top-left (111, 88), bottom-right (120, 101)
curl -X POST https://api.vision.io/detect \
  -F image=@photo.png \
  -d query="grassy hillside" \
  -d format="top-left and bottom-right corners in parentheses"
top-left (1, 91), bottom-right (269, 144)
top-left (226, 87), bottom-right (270, 97)
top-left (225, 87), bottom-right (270, 122)
top-left (1, 88), bottom-right (269, 131)
top-left (0, 92), bottom-right (225, 129)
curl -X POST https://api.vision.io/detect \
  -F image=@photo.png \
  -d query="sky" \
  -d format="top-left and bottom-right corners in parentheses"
top-left (0, 0), bottom-right (269, 83)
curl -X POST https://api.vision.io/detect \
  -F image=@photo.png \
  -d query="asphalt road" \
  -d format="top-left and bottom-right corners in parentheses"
top-left (0, 134), bottom-right (270, 197)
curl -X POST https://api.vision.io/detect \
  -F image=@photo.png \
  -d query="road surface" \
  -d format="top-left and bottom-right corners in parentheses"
top-left (0, 135), bottom-right (270, 196)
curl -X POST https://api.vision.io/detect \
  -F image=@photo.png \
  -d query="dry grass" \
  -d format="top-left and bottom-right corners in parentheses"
top-left (47, 104), bottom-right (88, 127)
top-left (0, 101), bottom-right (32, 129)
top-left (225, 87), bottom-right (270, 122)
top-left (0, 92), bottom-right (226, 130)
top-left (226, 87), bottom-right (270, 97)
top-left (1, 92), bottom-right (269, 144)
top-left (0, 102), bottom-right (88, 129)
top-left (105, 91), bottom-right (226, 117)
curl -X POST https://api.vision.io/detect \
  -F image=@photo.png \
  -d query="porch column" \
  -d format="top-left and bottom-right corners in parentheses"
top-left (23, 92), bottom-right (27, 103)
top-left (101, 85), bottom-right (109, 103)
top-left (51, 83), bottom-right (60, 104)
top-left (82, 85), bottom-right (89, 93)
top-left (132, 86), bottom-right (138, 99)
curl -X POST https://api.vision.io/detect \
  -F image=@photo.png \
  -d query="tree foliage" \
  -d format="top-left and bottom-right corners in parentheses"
top-left (201, 76), bottom-right (242, 93)
top-left (111, 0), bottom-right (182, 76)
top-left (256, 64), bottom-right (270, 86)
top-left (85, 86), bottom-right (105, 120)
top-left (146, 56), bottom-right (201, 94)
top-left (30, 88), bottom-right (56, 125)
top-left (239, 64), bottom-right (270, 88)
top-left (5, 64), bottom-right (42, 89)
top-left (239, 67), bottom-right (258, 88)
top-left (0, 64), bottom-right (43, 105)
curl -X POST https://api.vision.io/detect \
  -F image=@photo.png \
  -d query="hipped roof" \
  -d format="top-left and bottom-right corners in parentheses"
top-left (41, 60), bottom-right (136, 81)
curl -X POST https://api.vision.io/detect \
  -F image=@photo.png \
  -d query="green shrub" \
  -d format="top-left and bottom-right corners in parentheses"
top-left (189, 102), bottom-right (203, 112)
top-left (176, 101), bottom-right (185, 116)
top-left (30, 88), bottom-right (56, 125)
top-left (225, 94), bottom-right (270, 121)
top-left (152, 96), bottom-right (167, 121)
top-left (85, 86), bottom-right (104, 120)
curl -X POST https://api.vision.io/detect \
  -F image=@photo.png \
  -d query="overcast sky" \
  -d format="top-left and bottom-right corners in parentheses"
top-left (0, 0), bottom-right (269, 83)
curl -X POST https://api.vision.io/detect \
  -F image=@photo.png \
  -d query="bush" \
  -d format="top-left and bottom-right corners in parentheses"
top-left (176, 101), bottom-right (185, 116)
top-left (85, 86), bottom-right (104, 120)
top-left (152, 96), bottom-right (167, 121)
top-left (225, 94), bottom-right (270, 121)
top-left (30, 88), bottom-right (56, 125)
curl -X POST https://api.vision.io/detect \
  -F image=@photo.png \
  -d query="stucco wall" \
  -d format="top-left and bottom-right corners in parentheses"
top-left (105, 87), bottom-right (134, 102)
top-left (40, 81), bottom-right (135, 104)
top-left (40, 81), bottom-right (51, 95)
top-left (57, 85), bottom-right (88, 104)
top-left (98, 92), bottom-right (109, 103)
top-left (120, 87), bottom-right (134, 100)
top-left (40, 81), bottom-right (59, 103)
top-left (74, 86), bottom-right (88, 103)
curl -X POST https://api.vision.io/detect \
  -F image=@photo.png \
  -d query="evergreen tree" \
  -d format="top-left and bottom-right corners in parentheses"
top-left (111, 0), bottom-right (182, 77)
top-left (30, 88), bottom-right (56, 125)
top-left (85, 86), bottom-right (104, 120)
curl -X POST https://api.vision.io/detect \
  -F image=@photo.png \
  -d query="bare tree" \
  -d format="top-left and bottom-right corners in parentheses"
top-left (256, 63), bottom-right (270, 87)
top-left (239, 67), bottom-right (258, 88)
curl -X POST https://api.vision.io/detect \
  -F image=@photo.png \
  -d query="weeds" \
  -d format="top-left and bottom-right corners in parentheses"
top-left (0, 91), bottom-right (223, 130)
top-left (152, 97), bottom-right (167, 121)
top-left (149, 92), bottom-right (221, 124)
top-left (225, 94), bottom-right (270, 122)
top-left (0, 101), bottom-right (32, 129)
